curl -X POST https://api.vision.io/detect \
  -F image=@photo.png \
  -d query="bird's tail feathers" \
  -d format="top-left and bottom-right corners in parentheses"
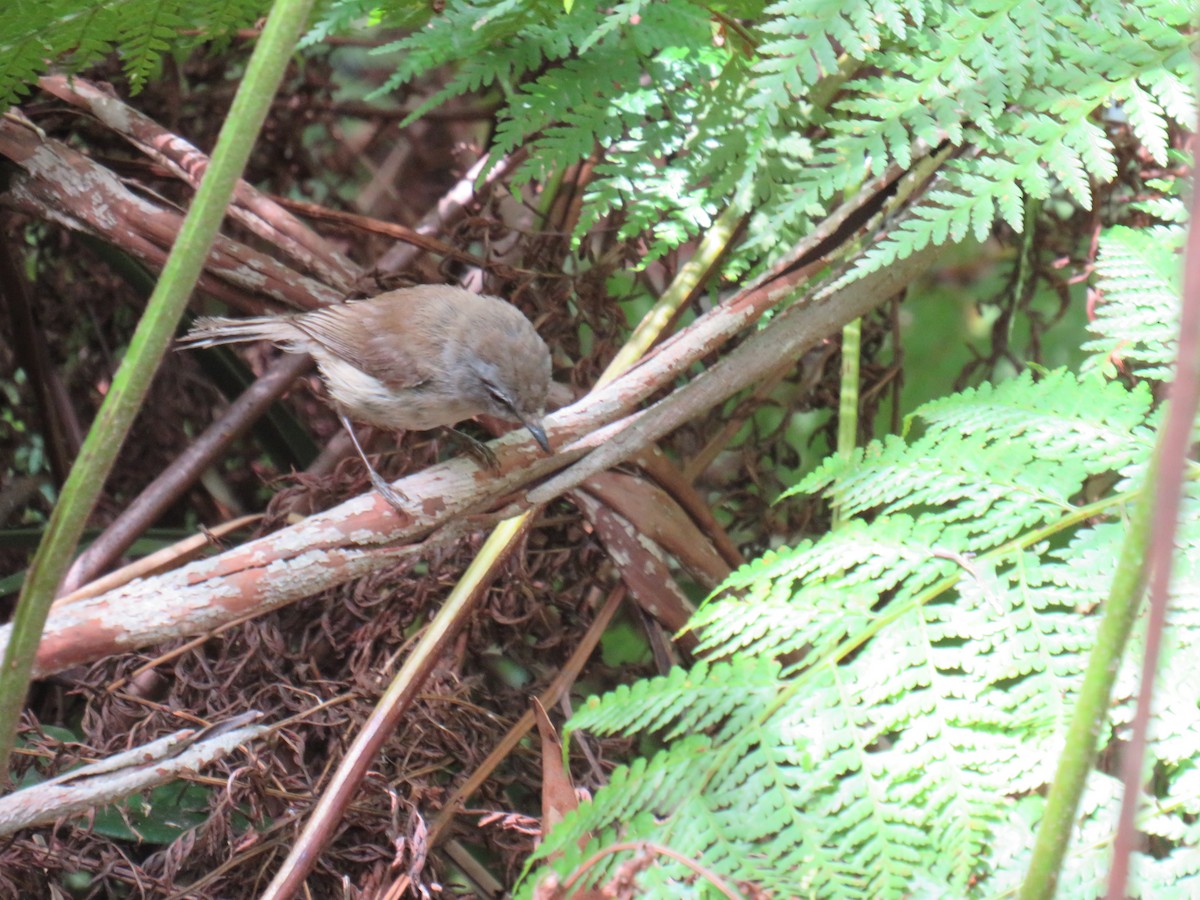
top-left (178, 316), bottom-right (296, 349)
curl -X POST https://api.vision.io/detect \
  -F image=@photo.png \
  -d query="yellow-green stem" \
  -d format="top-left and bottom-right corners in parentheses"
top-left (1018, 464), bottom-right (1153, 899)
top-left (833, 318), bottom-right (861, 530)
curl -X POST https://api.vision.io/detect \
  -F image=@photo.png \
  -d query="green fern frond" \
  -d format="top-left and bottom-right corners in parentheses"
top-left (360, 0), bottom-right (1191, 270)
top-left (190, 0), bottom-right (265, 44)
top-left (369, 0), bottom-right (597, 122)
top-left (303, 0), bottom-right (420, 47)
top-left (688, 515), bottom-right (953, 661)
top-left (0, 0), bottom-right (271, 104)
top-left (784, 0), bottom-right (1190, 281)
top-left (119, 0), bottom-right (186, 92)
top-left (792, 371), bottom-right (1153, 549)
top-left (571, 658), bottom-right (782, 742)
top-left (1083, 223), bottom-right (1186, 381)
top-left (531, 364), bottom-right (1200, 897)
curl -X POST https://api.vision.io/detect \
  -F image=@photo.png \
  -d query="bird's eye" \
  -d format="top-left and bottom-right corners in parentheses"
top-left (484, 382), bottom-right (513, 410)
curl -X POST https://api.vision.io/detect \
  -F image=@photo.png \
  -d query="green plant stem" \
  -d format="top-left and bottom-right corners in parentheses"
top-left (0, 0), bottom-right (315, 776)
top-left (1018, 465), bottom-right (1154, 899)
top-left (833, 318), bottom-right (861, 530)
top-left (536, 163), bottom-right (566, 221)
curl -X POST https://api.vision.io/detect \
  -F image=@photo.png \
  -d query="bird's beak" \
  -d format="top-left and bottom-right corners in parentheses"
top-left (524, 420), bottom-right (551, 454)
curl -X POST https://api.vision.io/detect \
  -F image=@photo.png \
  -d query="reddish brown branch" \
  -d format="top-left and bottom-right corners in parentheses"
top-left (39, 76), bottom-right (359, 294)
top-left (0, 117), bottom-right (340, 313)
top-left (267, 196), bottom-right (497, 276)
top-left (521, 243), bottom-right (947, 509)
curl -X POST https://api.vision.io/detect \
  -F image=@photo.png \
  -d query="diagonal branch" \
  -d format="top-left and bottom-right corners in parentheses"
top-left (0, 117), bottom-right (340, 313)
top-left (38, 75), bottom-right (360, 294)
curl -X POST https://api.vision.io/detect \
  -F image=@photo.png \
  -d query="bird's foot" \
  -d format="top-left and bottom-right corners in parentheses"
top-left (367, 469), bottom-right (410, 512)
top-left (445, 428), bottom-right (500, 471)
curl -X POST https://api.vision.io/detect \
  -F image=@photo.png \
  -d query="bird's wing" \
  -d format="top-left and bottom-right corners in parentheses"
top-left (290, 299), bottom-right (438, 391)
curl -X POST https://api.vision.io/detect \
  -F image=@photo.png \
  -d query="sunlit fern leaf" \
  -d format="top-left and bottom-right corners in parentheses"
top-left (1083, 223), bottom-right (1186, 381)
top-left (0, 0), bottom-right (270, 105)
top-left (362, 0), bottom-right (1192, 274)
top-left (527, 362), bottom-right (1200, 897)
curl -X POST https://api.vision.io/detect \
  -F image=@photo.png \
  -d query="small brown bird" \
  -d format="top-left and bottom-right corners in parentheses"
top-left (180, 285), bottom-right (553, 509)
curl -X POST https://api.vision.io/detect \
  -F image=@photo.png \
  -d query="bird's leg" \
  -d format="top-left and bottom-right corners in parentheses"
top-left (443, 427), bottom-right (499, 471)
top-left (338, 413), bottom-right (409, 510)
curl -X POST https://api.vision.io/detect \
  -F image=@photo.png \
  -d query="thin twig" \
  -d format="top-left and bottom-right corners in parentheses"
top-left (424, 584), bottom-right (625, 845)
top-left (373, 149), bottom-right (528, 275)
